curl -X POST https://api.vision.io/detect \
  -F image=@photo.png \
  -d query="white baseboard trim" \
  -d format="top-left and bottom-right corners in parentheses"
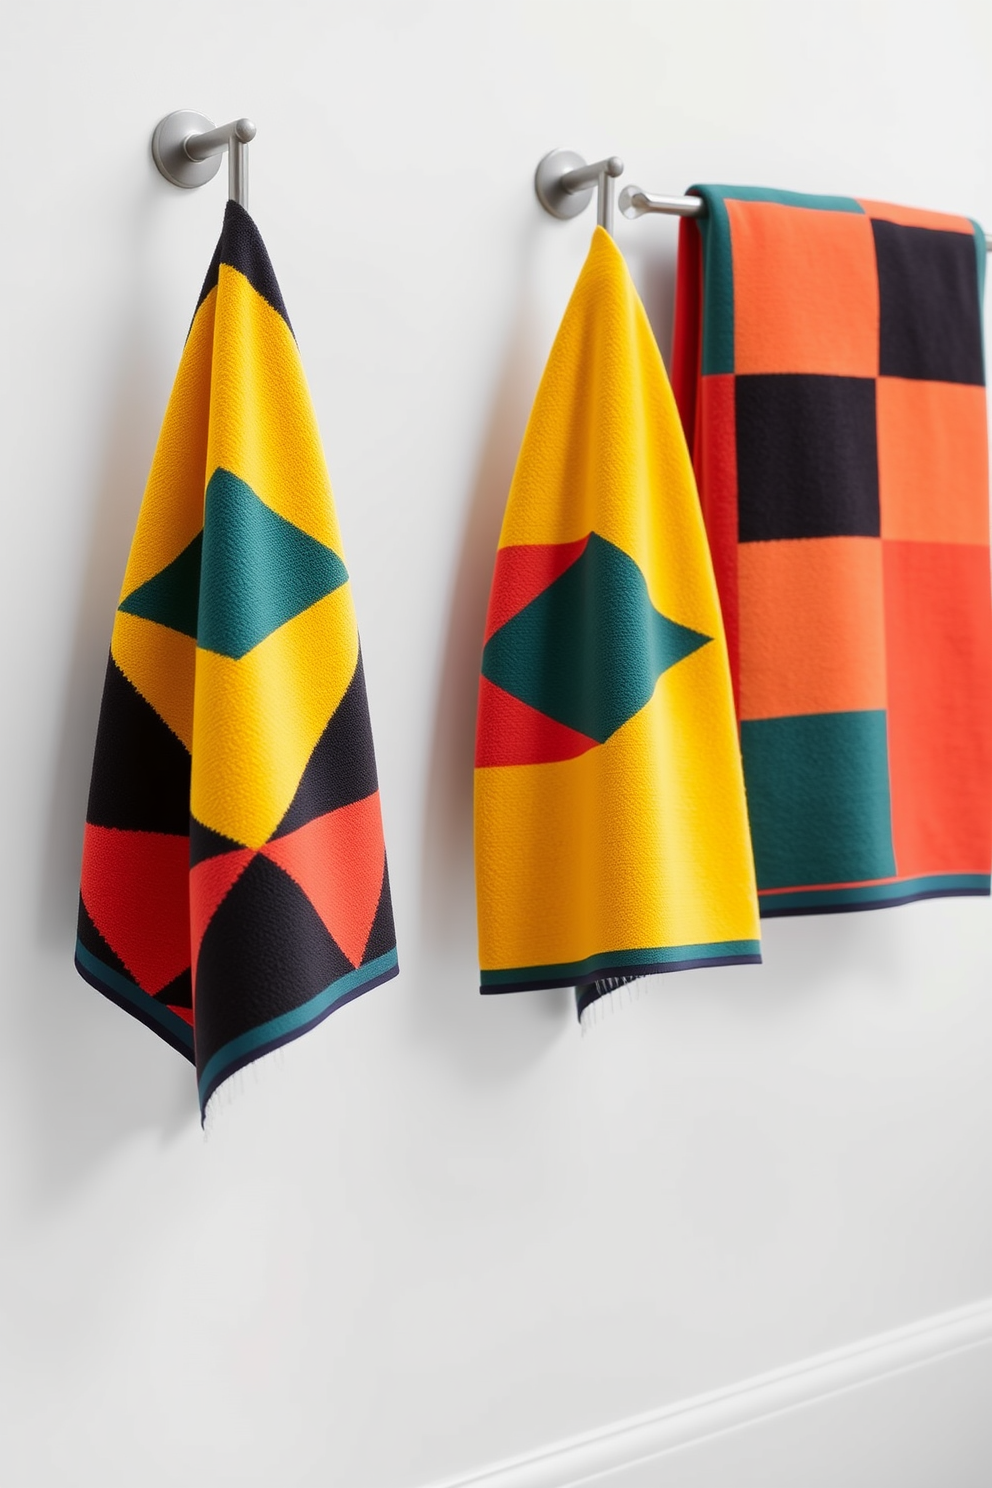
top-left (431, 1296), bottom-right (992, 1488)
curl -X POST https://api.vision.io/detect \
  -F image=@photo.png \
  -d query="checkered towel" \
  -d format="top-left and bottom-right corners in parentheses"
top-left (672, 187), bottom-right (991, 914)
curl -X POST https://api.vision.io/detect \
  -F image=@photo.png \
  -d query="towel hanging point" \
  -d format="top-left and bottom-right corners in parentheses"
top-left (151, 111), bottom-right (256, 211)
top-left (535, 150), bottom-right (625, 236)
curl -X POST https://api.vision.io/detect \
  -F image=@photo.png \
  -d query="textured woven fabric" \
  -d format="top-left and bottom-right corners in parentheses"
top-left (76, 202), bottom-right (397, 1117)
top-left (475, 228), bottom-right (761, 1020)
top-left (672, 186), bottom-right (992, 915)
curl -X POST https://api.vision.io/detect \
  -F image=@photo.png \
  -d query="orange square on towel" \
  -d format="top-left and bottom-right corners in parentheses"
top-left (883, 540), bottom-right (992, 876)
top-left (877, 377), bottom-right (990, 545)
top-left (728, 200), bottom-right (879, 377)
top-left (738, 536), bottom-right (887, 720)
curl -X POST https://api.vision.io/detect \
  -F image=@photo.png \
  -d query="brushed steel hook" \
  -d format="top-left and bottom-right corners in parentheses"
top-left (152, 110), bottom-right (257, 211)
top-left (535, 150), bottom-right (625, 237)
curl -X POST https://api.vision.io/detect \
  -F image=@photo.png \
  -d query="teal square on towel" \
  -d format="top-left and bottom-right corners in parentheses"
top-left (741, 710), bottom-right (896, 892)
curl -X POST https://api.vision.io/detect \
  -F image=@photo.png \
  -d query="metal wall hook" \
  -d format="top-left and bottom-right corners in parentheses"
top-left (535, 150), bottom-right (625, 237)
top-left (152, 111), bottom-right (257, 211)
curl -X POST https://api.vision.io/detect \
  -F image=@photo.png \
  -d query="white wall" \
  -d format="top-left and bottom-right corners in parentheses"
top-left (1, 3), bottom-right (990, 1485)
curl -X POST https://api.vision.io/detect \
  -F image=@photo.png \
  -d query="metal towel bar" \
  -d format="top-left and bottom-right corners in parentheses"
top-left (535, 154), bottom-right (992, 253)
top-left (619, 183), bottom-right (992, 252)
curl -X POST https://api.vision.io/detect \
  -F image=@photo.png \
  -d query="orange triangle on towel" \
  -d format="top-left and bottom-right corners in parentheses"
top-left (261, 794), bottom-right (386, 967)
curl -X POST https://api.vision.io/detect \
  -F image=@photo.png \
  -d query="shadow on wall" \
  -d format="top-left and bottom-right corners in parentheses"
top-left (26, 170), bottom-right (197, 1212)
top-left (416, 218), bottom-right (574, 1080)
top-left (623, 228), bottom-right (679, 370)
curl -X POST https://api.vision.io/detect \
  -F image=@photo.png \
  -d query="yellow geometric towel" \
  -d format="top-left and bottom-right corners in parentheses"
top-left (474, 227), bottom-right (760, 1018)
top-left (77, 202), bottom-right (397, 1117)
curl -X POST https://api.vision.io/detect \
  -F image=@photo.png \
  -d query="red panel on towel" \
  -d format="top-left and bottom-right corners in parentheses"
top-left (883, 540), bottom-right (992, 877)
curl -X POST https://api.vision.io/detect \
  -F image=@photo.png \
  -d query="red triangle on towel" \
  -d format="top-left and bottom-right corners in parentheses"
top-left (189, 847), bottom-right (256, 978)
top-left (81, 824), bottom-right (191, 996)
top-left (483, 538), bottom-right (589, 641)
top-left (476, 676), bottom-right (598, 766)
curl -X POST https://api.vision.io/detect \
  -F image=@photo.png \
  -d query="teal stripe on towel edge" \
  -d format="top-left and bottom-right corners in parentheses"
top-left (197, 948), bottom-right (399, 1115)
top-left (481, 939), bottom-right (762, 989)
top-left (969, 220), bottom-right (987, 373)
top-left (693, 184), bottom-right (864, 214)
top-left (74, 939), bottom-right (195, 1055)
top-left (759, 874), bottom-right (990, 916)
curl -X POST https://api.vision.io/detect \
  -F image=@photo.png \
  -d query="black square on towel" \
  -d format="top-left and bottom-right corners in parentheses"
top-left (873, 220), bottom-right (984, 386)
top-left (736, 374), bottom-right (879, 541)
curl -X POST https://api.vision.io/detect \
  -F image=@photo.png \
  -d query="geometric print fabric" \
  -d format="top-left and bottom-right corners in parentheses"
top-left (474, 227), bottom-right (761, 1009)
top-left (672, 185), bottom-right (992, 914)
top-left (76, 202), bottom-right (397, 1116)
top-left (118, 468), bottom-right (349, 657)
top-left (479, 531), bottom-right (712, 755)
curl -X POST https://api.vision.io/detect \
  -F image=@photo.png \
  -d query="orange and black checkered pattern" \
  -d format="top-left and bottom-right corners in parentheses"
top-left (672, 186), bottom-right (991, 914)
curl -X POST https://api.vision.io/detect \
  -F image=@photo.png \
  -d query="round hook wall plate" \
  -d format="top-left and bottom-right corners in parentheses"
top-left (535, 149), bottom-right (592, 220)
top-left (152, 110), bottom-right (221, 189)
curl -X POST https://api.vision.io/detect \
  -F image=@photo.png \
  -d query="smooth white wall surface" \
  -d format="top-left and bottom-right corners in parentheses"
top-left (1, 3), bottom-right (990, 1484)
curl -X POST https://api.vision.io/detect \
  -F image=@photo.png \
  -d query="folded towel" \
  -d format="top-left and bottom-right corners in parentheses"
top-left (672, 187), bottom-right (992, 914)
top-left (475, 228), bottom-right (761, 1020)
top-left (76, 202), bottom-right (398, 1118)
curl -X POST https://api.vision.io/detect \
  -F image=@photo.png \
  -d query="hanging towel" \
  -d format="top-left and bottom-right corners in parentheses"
top-left (474, 227), bottom-right (761, 1020)
top-left (672, 187), bottom-right (992, 915)
top-left (76, 202), bottom-right (398, 1118)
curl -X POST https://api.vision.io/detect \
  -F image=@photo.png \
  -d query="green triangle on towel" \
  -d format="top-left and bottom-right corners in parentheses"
top-left (118, 471), bottom-right (349, 658)
top-left (118, 532), bottom-right (203, 639)
top-left (197, 469), bottom-right (348, 659)
top-left (482, 531), bottom-right (711, 744)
